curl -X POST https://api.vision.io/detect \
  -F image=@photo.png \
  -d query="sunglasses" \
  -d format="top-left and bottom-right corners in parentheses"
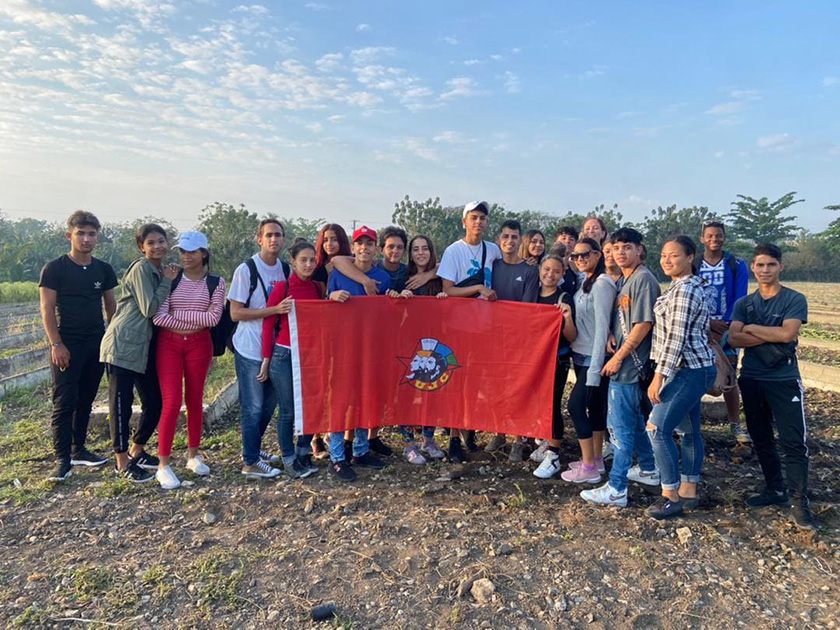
top-left (569, 250), bottom-right (594, 261)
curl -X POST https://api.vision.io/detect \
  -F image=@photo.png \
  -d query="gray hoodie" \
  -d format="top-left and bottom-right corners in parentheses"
top-left (571, 274), bottom-right (617, 386)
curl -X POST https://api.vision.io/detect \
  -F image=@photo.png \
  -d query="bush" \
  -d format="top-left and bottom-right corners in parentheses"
top-left (0, 282), bottom-right (39, 304)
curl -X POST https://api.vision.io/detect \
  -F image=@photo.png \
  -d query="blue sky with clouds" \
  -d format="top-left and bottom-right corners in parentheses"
top-left (0, 0), bottom-right (837, 232)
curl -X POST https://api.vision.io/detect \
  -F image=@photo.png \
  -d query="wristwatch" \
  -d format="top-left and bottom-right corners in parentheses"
top-left (51, 341), bottom-right (62, 347)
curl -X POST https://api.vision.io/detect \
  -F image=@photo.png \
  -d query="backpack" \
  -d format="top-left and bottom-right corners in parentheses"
top-left (706, 339), bottom-right (737, 396)
top-left (169, 271), bottom-right (227, 356)
top-left (224, 258), bottom-right (290, 355)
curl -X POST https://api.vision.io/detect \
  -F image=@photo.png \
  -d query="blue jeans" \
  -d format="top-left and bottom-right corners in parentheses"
top-left (607, 381), bottom-right (656, 493)
top-left (235, 350), bottom-right (277, 466)
top-left (268, 345), bottom-right (312, 465)
top-left (647, 366), bottom-right (717, 490)
top-left (398, 426), bottom-right (436, 443)
top-left (329, 429), bottom-right (369, 462)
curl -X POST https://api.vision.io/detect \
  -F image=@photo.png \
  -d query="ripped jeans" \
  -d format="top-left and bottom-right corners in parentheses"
top-left (647, 366), bottom-right (717, 490)
top-left (607, 381), bottom-right (657, 493)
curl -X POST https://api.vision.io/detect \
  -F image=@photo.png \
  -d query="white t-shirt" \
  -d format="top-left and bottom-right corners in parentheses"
top-left (438, 240), bottom-right (502, 290)
top-left (227, 254), bottom-right (287, 361)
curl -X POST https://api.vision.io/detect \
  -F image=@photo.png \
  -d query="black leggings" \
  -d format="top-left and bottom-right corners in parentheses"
top-left (107, 356), bottom-right (162, 454)
top-left (552, 359), bottom-right (571, 440)
top-left (568, 363), bottom-right (609, 440)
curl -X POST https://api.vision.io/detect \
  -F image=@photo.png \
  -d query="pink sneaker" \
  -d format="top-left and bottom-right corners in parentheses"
top-left (560, 464), bottom-right (601, 484)
top-left (568, 456), bottom-right (605, 474)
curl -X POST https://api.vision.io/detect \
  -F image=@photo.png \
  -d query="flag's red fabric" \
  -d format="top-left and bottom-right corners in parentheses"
top-left (290, 296), bottom-right (562, 438)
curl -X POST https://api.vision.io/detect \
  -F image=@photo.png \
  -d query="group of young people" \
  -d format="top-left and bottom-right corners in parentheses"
top-left (38, 203), bottom-right (817, 530)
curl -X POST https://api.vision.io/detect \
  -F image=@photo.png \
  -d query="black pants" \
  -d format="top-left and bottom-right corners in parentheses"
top-left (107, 355), bottom-right (162, 454)
top-left (551, 359), bottom-right (571, 440)
top-left (568, 363), bottom-right (609, 440)
top-left (739, 377), bottom-right (809, 503)
top-left (50, 336), bottom-right (105, 461)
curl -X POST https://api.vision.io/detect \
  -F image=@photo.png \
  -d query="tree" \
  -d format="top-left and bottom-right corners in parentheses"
top-left (820, 204), bottom-right (840, 255)
top-left (282, 216), bottom-right (326, 244)
top-left (197, 202), bottom-right (260, 283)
top-left (727, 192), bottom-right (802, 244)
top-left (391, 196), bottom-right (463, 254)
top-left (640, 205), bottom-right (717, 278)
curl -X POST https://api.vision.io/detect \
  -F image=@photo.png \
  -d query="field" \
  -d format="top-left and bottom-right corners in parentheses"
top-left (0, 283), bottom-right (838, 628)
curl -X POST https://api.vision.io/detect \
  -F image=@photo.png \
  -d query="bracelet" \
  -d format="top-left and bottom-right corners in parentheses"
top-left (51, 341), bottom-right (63, 347)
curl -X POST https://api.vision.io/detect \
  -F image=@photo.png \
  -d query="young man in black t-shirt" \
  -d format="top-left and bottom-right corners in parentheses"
top-left (40, 211), bottom-right (118, 481)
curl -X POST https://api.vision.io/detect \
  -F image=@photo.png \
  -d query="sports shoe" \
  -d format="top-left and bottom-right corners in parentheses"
top-left (561, 463), bottom-right (601, 484)
top-left (241, 461), bottom-right (281, 478)
top-left (284, 458), bottom-right (315, 480)
top-left (132, 451), bottom-right (159, 470)
top-left (352, 452), bottom-right (386, 469)
top-left (47, 459), bottom-right (72, 482)
top-left (731, 423), bottom-right (752, 444)
top-left (680, 496), bottom-right (700, 511)
top-left (463, 431), bottom-right (479, 452)
top-left (421, 439), bottom-right (446, 460)
top-left (484, 435), bottom-right (506, 453)
top-left (745, 488), bottom-right (790, 508)
top-left (260, 450), bottom-right (280, 465)
top-left (568, 456), bottom-right (606, 474)
top-left (312, 436), bottom-right (328, 459)
top-left (530, 440), bottom-right (550, 463)
top-left (156, 465), bottom-right (181, 490)
top-left (404, 445), bottom-right (427, 465)
top-left (646, 496), bottom-right (684, 520)
top-left (533, 451), bottom-right (562, 479)
top-left (186, 455), bottom-right (210, 476)
top-left (70, 448), bottom-right (107, 467)
top-left (298, 454), bottom-right (319, 475)
top-left (601, 441), bottom-right (614, 461)
top-left (116, 460), bottom-right (155, 483)
top-left (791, 504), bottom-right (818, 531)
top-left (368, 437), bottom-right (393, 457)
top-left (627, 465), bottom-right (661, 487)
top-left (330, 460), bottom-right (357, 482)
top-left (508, 441), bottom-right (525, 463)
top-left (580, 482), bottom-right (627, 507)
top-left (447, 439), bottom-right (466, 463)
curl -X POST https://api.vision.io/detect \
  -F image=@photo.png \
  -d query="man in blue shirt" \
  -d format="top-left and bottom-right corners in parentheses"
top-left (699, 220), bottom-right (750, 444)
top-left (326, 226), bottom-right (390, 481)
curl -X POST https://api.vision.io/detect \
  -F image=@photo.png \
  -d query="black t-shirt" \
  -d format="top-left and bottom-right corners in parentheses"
top-left (538, 289), bottom-right (575, 358)
top-left (39, 255), bottom-right (118, 341)
top-left (562, 268), bottom-right (579, 295)
top-left (382, 262), bottom-right (407, 293)
top-left (313, 264), bottom-right (328, 286)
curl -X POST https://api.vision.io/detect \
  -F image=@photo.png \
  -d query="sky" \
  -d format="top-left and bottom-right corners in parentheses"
top-left (0, 0), bottom-right (838, 233)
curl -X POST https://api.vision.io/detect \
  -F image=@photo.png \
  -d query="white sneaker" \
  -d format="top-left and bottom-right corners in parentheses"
top-left (156, 465), bottom-right (181, 490)
top-left (241, 460), bottom-right (281, 478)
top-left (530, 440), bottom-right (550, 463)
top-left (627, 465), bottom-right (660, 487)
top-left (580, 482), bottom-right (627, 507)
top-left (186, 455), bottom-right (210, 476)
top-left (533, 450), bottom-right (562, 479)
top-left (602, 442), bottom-right (614, 460)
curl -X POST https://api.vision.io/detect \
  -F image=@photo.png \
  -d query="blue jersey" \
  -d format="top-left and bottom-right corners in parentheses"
top-left (699, 252), bottom-right (748, 321)
top-left (327, 266), bottom-right (391, 297)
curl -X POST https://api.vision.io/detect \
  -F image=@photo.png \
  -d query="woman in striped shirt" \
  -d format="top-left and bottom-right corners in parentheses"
top-left (645, 235), bottom-right (716, 519)
top-left (152, 232), bottom-right (225, 489)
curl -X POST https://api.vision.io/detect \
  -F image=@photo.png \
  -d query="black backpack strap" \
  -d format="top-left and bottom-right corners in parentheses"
top-left (243, 258), bottom-right (268, 307)
top-left (169, 270), bottom-right (183, 294)
top-left (206, 274), bottom-right (220, 297)
top-left (725, 252), bottom-right (739, 279)
top-left (281, 260), bottom-right (290, 280)
top-left (744, 291), bottom-right (758, 324)
top-left (480, 242), bottom-right (486, 270)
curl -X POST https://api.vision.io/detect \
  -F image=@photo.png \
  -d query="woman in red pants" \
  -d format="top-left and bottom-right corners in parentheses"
top-left (152, 232), bottom-right (225, 489)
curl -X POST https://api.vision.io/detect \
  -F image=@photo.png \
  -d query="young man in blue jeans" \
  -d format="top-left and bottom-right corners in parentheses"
top-left (581, 228), bottom-right (660, 507)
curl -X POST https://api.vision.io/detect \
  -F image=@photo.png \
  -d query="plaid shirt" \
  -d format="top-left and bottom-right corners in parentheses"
top-left (652, 274), bottom-right (715, 378)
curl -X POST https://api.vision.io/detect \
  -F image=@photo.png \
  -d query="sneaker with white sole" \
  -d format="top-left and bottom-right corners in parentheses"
top-left (568, 456), bottom-right (606, 474)
top-left (260, 450), bottom-right (280, 465)
top-left (627, 465), bottom-right (660, 487)
top-left (530, 440), bottom-right (550, 463)
top-left (580, 482), bottom-right (627, 507)
top-left (186, 455), bottom-right (210, 476)
top-left (508, 441), bottom-right (525, 463)
top-left (533, 450), bottom-right (562, 479)
top-left (242, 460), bottom-right (281, 478)
top-left (731, 423), bottom-right (752, 444)
top-left (404, 445), bottom-right (427, 465)
top-left (156, 465), bottom-right (181, 490)
top-left (561, 463), bottom-right (601, 484)
top-left (601, 442), bottom-right (614, 461)
top-left (484, 435), bottom-right (506, 453)
top-left (420, 439), bottom-right (446, 460)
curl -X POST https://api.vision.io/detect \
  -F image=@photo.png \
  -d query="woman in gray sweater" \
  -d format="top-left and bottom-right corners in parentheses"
top-left (561, 238), bottom-right (616, 483)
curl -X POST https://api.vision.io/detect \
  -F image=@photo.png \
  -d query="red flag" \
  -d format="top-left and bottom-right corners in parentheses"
top-left (290, 297), bottom-right (562, 438)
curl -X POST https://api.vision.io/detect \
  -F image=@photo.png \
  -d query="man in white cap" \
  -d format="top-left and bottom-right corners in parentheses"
top-left (437, 200), bottom-right (503, 462)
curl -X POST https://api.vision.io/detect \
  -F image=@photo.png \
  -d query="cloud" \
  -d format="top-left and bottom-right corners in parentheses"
top-left (627, 195), bottom-right (657, 207)
top-left (350, 46), bottom-right (395, 65)
top-left (756, 133), bottom-right (798, 153)
top-left (401, 137), bottom-right (438, 161)
top-left (443, 36), bottom-right (458, 45)
top-left (823, 76), bottom-right (839, 87)
top-left (439, 77), bottom-right (481, 100)
top-left (730, 89), bottom-right (760, 100)
top-left (503, 71), bottom-right (520, 94)
top-left (705, 101), bottom-right (745, 115)
top-left (327, 114), bottom-right (344, 122)
top-left (714, 151), bottom-right (725, 159)
top-left (616, 111), bottom-right (641, 119)
top-left (581, 66), bottom-right (606, 79)
top-left (356, 23), bottom-right (370, 32)
top-left (489, 54), bottom-right (503, 61)
top-left (1, 0), bottom-right (95, 33)
top-left (432, 131), bottom-right (474, 144)
top-left (304, 2), bottom-right (330, 10)
top-left (306, 122), bottom-right (323, 133)
top-left (315, 52), bottom-right (343, 72)
top-left (463, 59), bottom-right (482, 66)
top-left (233, 4), bottom-right (269, 15)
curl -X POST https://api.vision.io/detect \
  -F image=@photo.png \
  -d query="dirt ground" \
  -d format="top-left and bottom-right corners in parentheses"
top-left (0, 385), bottom-right (838, 629)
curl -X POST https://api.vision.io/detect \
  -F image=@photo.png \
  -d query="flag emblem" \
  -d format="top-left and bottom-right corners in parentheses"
top-left (398, 337), bottom-right (459, 392)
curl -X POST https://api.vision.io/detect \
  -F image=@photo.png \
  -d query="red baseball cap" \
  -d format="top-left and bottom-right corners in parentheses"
top-left (352, 225), bottom-right (377, 243)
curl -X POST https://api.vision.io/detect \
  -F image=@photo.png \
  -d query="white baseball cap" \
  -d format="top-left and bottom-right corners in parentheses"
top-left (176, 231), bottom-right (208, 252)
top-left (462, 200), bottom-right (490, 218)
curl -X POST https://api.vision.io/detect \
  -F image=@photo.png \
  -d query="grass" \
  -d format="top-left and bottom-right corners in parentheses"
top-left (187, 550), bottom-right (246, 609)
top-left (0, 282), bottom-right (39, 304)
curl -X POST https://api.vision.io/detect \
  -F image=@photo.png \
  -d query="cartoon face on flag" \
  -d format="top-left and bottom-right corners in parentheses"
top-left (399, 338), bottom-right (459, 391)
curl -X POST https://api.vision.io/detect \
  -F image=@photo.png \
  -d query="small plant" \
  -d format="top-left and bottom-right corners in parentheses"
top-left (71, 566), bottom-right (114, 603)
